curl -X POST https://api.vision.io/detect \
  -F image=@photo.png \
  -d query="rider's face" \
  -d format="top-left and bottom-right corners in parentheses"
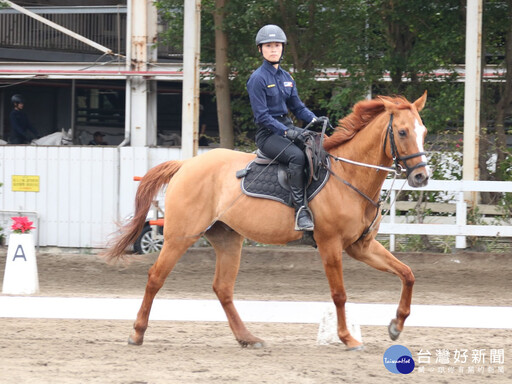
top-left (260, 42), bottom-right (283, 63)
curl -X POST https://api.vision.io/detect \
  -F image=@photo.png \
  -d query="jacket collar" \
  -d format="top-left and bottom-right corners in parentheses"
top-left (262, 60), bottom-right (281, 75)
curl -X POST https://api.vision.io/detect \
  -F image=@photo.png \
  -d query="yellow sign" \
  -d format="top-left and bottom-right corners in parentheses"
top-left (12, 175), bottom-right (40, 192)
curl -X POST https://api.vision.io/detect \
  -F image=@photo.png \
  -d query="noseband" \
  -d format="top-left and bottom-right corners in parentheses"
top-left (60, 135), bottom-right (73, 145)
top-left (383, 114), bottom-right (427, 176)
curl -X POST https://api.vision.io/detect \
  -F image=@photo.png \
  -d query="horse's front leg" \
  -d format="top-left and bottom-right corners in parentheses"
top-left (317, 238), bottom-right (363, 350)
top-left (346, 239), bottom-right (415, 341)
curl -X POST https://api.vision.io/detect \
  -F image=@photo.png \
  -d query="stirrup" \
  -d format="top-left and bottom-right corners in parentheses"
top-left (294, 206), bottom-right (314, 231)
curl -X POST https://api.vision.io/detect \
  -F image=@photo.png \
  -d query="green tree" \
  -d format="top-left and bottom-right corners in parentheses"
top-left (156, 0), bottom-right (511, 187)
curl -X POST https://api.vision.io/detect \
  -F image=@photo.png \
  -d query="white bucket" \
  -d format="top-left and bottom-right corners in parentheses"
top-left (2, 233), bottom-right (39, 295)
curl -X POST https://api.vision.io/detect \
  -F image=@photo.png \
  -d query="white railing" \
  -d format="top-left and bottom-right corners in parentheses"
top-left (380, 179), bottom-right (512, 250)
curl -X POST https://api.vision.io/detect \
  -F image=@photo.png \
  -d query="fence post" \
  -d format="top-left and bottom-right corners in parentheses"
top-left (456, 191), bottom-right (467, 249)
top-left (389, 190), bottom-right (396, 252)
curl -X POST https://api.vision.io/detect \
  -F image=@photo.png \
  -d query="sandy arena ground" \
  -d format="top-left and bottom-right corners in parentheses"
top-left (0, 246), bottom-right (511, 383)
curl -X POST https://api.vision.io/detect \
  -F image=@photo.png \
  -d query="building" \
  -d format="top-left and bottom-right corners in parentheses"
top-left (0, 0), bottom-right (213, 248)
top-left (0, 0), bottom-right (217, 146)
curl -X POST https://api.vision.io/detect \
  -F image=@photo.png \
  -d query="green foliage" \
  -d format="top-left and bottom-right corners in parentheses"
top-left (156, 0), bottom-right (511, 182)
top-left (156, 0), bottom-right (471, 131)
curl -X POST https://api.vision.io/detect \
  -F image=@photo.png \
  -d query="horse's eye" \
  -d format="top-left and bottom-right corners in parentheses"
top-left (398, 130), bottom-right (407, 137)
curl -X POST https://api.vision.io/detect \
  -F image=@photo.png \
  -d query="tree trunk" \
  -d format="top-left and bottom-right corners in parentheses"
top-left (380, 1), bottom-right (415, 92)
top-left (213, 0), bottom-right (234, 149)
top-left (277, 0), bottom-right (301, 70)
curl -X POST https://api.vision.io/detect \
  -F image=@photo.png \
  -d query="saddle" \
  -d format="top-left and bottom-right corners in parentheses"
top-left (236, 131), bottom-right (330, 207)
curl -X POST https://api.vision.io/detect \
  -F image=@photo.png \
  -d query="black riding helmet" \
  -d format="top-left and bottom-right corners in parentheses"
top-left (11, 94), bottom-right (25, 105)
top-left (255, 24), bottom-right (287, 64)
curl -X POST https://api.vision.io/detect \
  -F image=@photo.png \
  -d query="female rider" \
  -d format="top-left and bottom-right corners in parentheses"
top-left (247, 24), bottom-right (324, 231)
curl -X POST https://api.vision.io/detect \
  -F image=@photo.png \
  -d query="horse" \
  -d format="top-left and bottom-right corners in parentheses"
top-left (105, 92), bottom-right (429, 350)
top-left (31, 129), bottom-right (73, 145)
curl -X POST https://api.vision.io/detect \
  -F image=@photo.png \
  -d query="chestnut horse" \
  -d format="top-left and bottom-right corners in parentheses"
top-left (106, 92), bottom-right (429, 350)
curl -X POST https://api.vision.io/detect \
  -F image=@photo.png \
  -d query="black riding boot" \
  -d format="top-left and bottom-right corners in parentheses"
top-left (288, 163), bottom-right (314, 231)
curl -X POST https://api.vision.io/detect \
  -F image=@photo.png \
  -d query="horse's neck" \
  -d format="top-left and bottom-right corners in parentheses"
top-left (331, 114), bottom-right (392, 197)
top-left (34, 132), bottom-right (62, 145)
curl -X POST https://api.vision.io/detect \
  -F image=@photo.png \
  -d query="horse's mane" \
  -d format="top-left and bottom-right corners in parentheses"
top-left (323, 96), bottom-right (412, 151)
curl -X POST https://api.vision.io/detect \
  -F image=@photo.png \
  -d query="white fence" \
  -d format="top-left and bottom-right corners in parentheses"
top-left (1, 146), bottom-right (511, 250)
top-left (380, 179), bottom-right (512, 250)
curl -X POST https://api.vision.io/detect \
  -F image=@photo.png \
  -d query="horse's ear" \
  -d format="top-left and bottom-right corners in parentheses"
top-left (378, 97), bottom-right (396, 112)
top-left (413, 91), bottom-right (427, 112)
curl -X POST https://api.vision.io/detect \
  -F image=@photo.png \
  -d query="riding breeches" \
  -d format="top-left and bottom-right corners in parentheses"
top-left (255, 115), bottom-right (306, 168)
top-left (255, 121), bottom-right (307, 209)
top-left (257, 132), bottom-right (306, 168)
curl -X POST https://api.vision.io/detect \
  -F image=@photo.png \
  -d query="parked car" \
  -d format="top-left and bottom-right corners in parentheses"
top-left (131, 176), bottom-right (165, 254)
top-left (134, 222), bottom-right (163, 254)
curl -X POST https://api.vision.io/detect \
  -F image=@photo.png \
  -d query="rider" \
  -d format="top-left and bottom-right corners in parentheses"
top-left (8, 94), bottom-right (39, 144)
top-left (247, 24), bottom-right (321, 231)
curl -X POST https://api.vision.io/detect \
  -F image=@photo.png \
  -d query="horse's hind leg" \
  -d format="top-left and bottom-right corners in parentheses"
top-left (129, 240), bottom-right (193, 345)
top-left (345, 239), bottom-right (415, 341)
top-left (205, 222), bottom-right (265, 348)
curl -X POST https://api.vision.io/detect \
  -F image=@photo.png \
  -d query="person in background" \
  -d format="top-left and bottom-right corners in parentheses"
top-left (89, 131), bottom-right (108, 145)
top-left (8, 94), bottom-right (39, 144)
top-left (198, 104), bottom-right (209, 146)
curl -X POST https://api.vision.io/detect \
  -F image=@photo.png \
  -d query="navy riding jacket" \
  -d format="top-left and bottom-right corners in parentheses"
top-left (247, 60), bottom-right (316, 136)
top-left (9, 109), bottom-right (38, 144)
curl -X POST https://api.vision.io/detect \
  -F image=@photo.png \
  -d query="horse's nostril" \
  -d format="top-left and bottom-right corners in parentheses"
top-left (414, 172), bottom-right (429, 185)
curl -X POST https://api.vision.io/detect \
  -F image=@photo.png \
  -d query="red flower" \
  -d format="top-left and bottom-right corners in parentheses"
top-left (11, 216), bottom-right (36, 234)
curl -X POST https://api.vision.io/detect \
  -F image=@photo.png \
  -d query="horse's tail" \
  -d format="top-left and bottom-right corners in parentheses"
top-left (104, 160), bottom-right (183, 262)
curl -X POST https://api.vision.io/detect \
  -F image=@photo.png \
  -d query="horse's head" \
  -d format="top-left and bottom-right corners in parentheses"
top-left (60, 128), bottom-right (73, 145)
top-left (380, 92), bottom-right (430, 187)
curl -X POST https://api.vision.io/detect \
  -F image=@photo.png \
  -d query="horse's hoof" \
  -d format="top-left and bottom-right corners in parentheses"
top-left (347, 344), bottom-right (364, 351)
top-left (128, 335), bottom-right (143, 346)
top-left (238, 339), bottom-right (266, 349)
top-left (388, 320), bottom-right (401, 341)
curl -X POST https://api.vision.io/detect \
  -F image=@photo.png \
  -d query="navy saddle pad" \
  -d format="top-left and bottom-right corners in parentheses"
top-left (238, 158), bottom-right (330, 207)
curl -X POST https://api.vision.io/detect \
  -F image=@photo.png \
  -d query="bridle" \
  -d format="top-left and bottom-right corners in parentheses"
top-left (383, 113), bottom-right (427, 177)
top-left (324, 113), bottom-right (428, 203)
top-left (321, 113), bottom-right (428, 241)
top-left (60, 134), bottom-right (73, 145)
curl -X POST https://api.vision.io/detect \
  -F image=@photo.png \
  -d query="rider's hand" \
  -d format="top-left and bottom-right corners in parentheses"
top-left (295, 126), bottom-right (307, 134)
top-left (312, 116), bottom-right (330, 126)
top-left (285, 128), bottom-right (307, 148)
